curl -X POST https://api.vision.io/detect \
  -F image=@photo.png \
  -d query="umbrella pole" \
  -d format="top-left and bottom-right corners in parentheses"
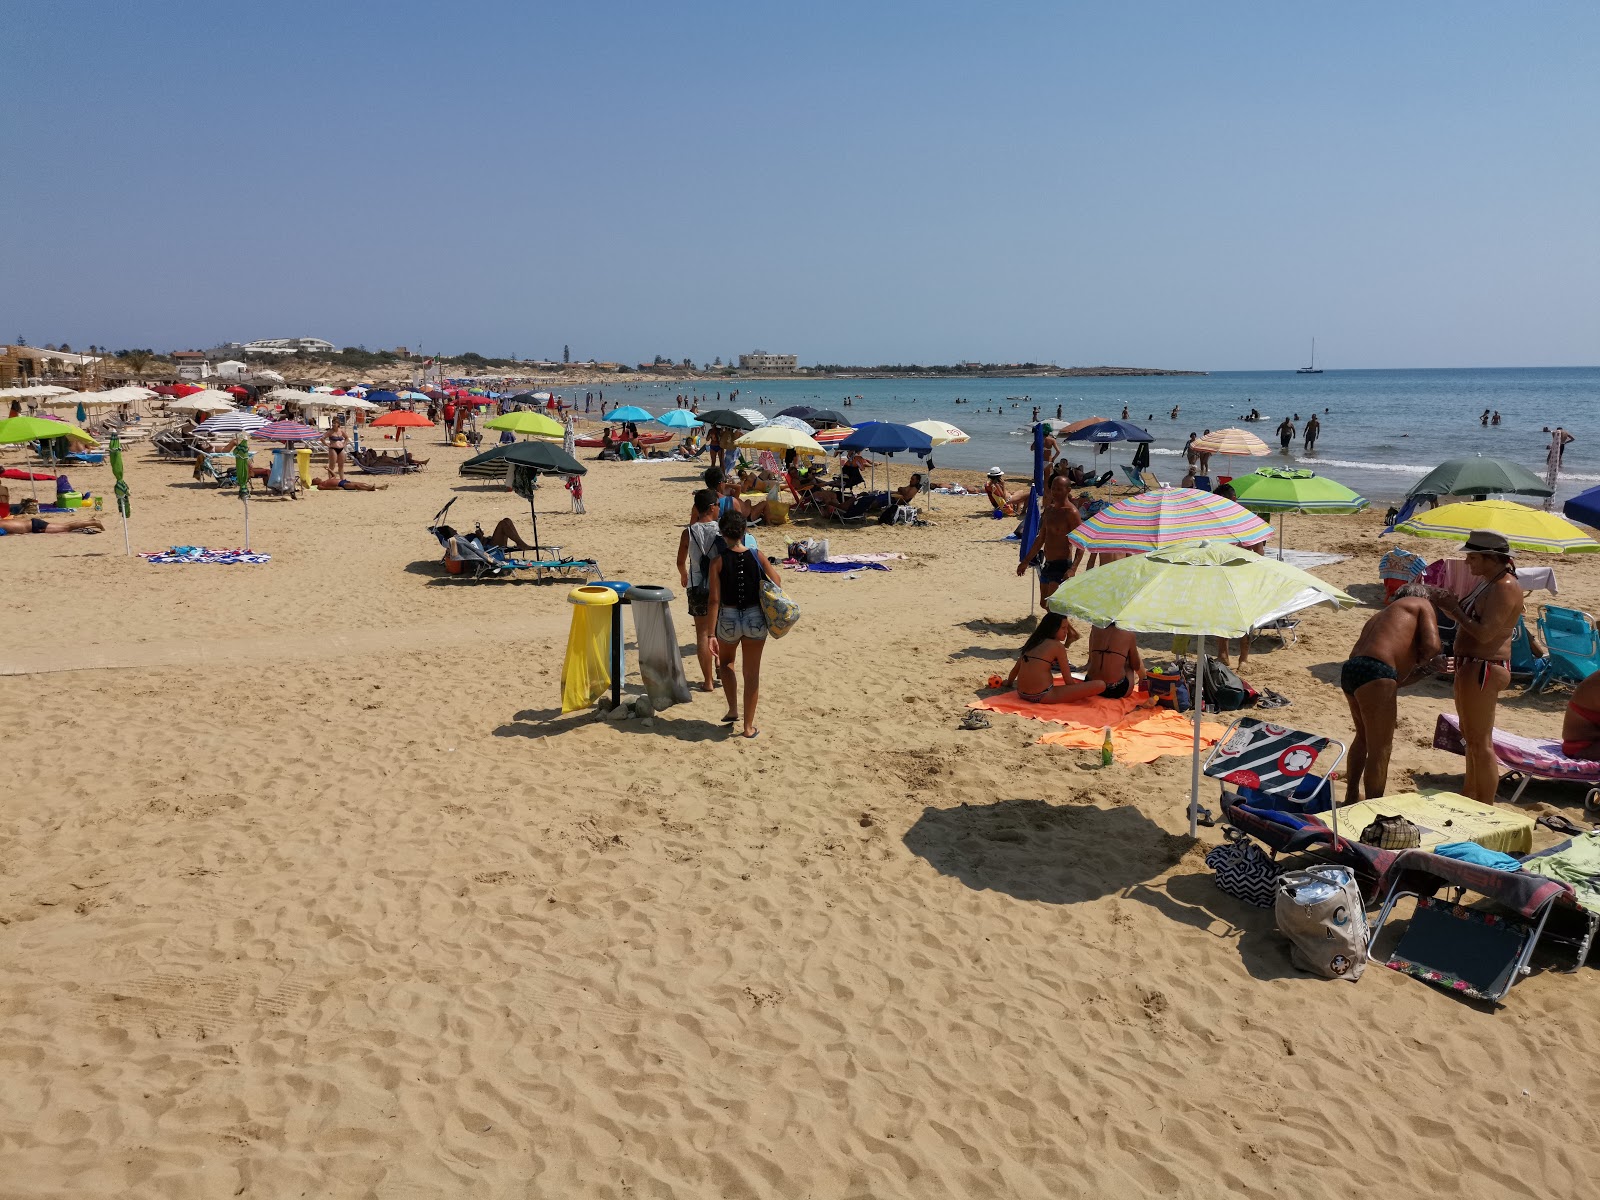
top-left (242, 492), bottom-right (251, 551)
top-left (1190, 632), bottom-right (1205, 837)
top-left (120, 507), bottom-right (131, 556)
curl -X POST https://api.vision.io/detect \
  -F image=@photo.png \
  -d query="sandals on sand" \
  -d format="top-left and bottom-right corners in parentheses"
top-left (959, 711), bottom-right (991, 731)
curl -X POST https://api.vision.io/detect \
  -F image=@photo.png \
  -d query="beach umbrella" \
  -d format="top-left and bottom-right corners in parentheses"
top-left (234, 438), bottom-right (253, 548)
top-left (365, 390), bottom-right (402, 406)
top-left (1394, 499), bottom-right (1599, 555)
top-left (1048, 540), bottom-right (1354, 834)
top-left (656, 409), bottom-right (702, 429)
top-left (254, 420), bottom-right (323, 443)
top-left (1563, 486), bottom-right (1600, 531)
top-left (0, 416), bottom-right (95, 503)
top-left (804, 408), bottom-right (850, 428)
top-left (1019, 424), bottom-right (1045, 607)
top-left (604, 404), bottom-right (654, 423)
top-left (908, 420), bottom-right (970, 507)
top-left (166, 392), bottom-right (235, 415)
top-left (1191, 426), bottom-right (1272, 479)
top-left (733, 407), bottom-right (767, 427)
top-left (196, 411), bottom-right (270, 436)
top-left (40, 391), bottom-right (126, 409)
top-left (108, 433), bottom-right (132, 555)
top-left (459, 440), bottom-right (586, 551)
top-left (1059, 415), bottom-right (1110, 437)
top-left (736, 425), bottom-right (826, 457)
top-left (812, 425), bottom-right (855, 447)
top-left (1063, 418), bottom-right (1154, 444)
top-left (1068, 487), bottom-right (1272, 555)
top-left (484, 410), bottom-right (564, 439)
top-left (370, 408), bottom-right (433, 455)
top-left (398, 391), bottom-right (430, 401)
top-left (776, 405), bottom-right (816, 418)
top-left (839, 421), bottom-right (934, 496)
top-left (0, 384), bottom-right (73, 398)
top-left (697, 409), bottom-right (756, 431)
top-left (761, 415), bottom-right (816, 435)
top-left (267, 387), bottom-right (321, 405)
top-left (1228, 467), bottom-right (1369, 557)
top-left (1407, 456), bottom-right (1552, 500)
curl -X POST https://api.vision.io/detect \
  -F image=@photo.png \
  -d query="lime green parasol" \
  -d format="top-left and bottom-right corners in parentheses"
top-left (109, 434), bottom-right (132, 555)
top-left (1228, 467), bottom-right (1369, 557)
top-left (1047, 539), bottom-right (1353, 834)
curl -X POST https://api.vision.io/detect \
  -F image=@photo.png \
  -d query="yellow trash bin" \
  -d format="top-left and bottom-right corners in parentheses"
top-left (296, 446), bottom-right (312, 489)
top-left (562, 585), bottom-right (619, 713)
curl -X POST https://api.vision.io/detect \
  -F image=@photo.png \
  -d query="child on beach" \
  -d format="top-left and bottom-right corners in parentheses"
top-left (565, 473), bottom-right (585, 514)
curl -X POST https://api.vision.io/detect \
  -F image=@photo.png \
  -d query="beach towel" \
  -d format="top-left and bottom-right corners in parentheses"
top-left (1037, 708), bottom-right (1228, 764)
top-left (971, 690), bottom-right (1146, 728)
top-left (141, 546), bottom-right (271, 565)
top-left (1337, 790), bottom-right (1534, 855)
top-left (1521, 832), bottom-right (1600, 911)
top-left (787, 560), bottom-right (889, 573)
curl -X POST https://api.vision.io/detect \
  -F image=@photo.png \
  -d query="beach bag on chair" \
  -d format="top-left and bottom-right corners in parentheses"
top-left (1205, 826), bottom-right (1279, 908)
top-left (1274, 866), bottom-right (1368, 981)
top-left (758, 580), bottom-right (801, 639)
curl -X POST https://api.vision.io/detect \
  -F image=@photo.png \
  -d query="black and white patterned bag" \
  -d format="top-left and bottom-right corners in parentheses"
top-left (1205, 826), bottom-right (1280, 908)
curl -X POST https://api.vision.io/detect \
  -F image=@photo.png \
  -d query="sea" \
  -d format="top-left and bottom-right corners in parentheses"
top-left (546, 367), bottom-right (1600, 505)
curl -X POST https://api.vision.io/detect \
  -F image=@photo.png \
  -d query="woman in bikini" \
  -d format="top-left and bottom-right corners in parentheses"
top-left (1561, 669), bottom-right (1600, 759)
top-left (1085, 623), bottom-right (1143, 699)
top-left (327, 417), bottom-right (348, 480)
top-left (1005, 614), bottom-right (1106, 704)
top-left (1437, 530), bottom-right (1525, 803)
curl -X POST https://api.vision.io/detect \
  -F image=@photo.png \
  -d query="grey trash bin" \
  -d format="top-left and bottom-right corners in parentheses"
top-left (626, 584), bottom-right (692, 710)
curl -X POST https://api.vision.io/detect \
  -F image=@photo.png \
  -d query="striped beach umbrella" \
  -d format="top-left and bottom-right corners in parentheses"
top-left (812, 426), bottom-right (855, 446)
top-left (254, 420), bottom-right (323, 442)
top-left (1395, 499), bottom-right (1599, 555)
top-left (1193, 428), bottom-right (1270, 457)
top-left (196, 411), bottom-right (270, 436)
top-left (1068, 487), bottom-right (1271, 555)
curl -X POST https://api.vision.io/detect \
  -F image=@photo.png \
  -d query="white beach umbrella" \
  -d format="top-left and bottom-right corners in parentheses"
top-left (40, 391), bottom-right (128, 409)
top-left (196, 410), bottom-right (270, 436)
top-left (733, 407), bottom-right (767, 426)
top-left (165, 393), bottom-right (236, 414)
top-left (0, 384), bottom-right (74, 398)
top-left (268, 387), bottom-right (320, 404)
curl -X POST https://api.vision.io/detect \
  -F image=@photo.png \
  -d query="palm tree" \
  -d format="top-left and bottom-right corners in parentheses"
top-left (123, 350), bottom-right (153, 381)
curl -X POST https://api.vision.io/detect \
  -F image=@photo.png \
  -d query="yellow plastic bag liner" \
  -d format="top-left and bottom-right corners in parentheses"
top-left (562, 585), bottom-right (618, 713)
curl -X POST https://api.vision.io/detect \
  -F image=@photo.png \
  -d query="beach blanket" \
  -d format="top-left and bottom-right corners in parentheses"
top-left (971, 689), bottom-right (1146, 728)
top-left (789, 560), bottom-right (889, 573)
top-left (1038, 708), bottom-right (1227, 764)
top-left (142, 546), bottom-right (272, 565)
top-left (1337, 789), bottom-right (1534, 855)
top-left (1269, 550), bottom-right (1347, 570)
top-left (1433, 712), bottom-right (1600, 785)
top-left (1522, 833), bottom-right (1600, 912)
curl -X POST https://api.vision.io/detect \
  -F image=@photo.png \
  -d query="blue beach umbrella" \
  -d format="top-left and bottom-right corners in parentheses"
top-left (1020, 424), bottom-right (1044, 583)
top-left (1564, 486), bottom-right (1600, 531)
top-left (655, 409), bottom-right (702, 428)
top-left (365, 390), bottom-right (402, 406)
top-left (605, 405), bottom-right (654, 423)
top-left (1063, 419), bottom-right (1154, 444)
top-left (839, 420), bottom-right (934, 495)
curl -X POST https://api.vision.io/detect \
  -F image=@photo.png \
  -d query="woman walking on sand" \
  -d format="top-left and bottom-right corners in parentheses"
top-left (707, 509), bottom-right (782, 738)
top-left (677, 488), bottom-right (721, 692)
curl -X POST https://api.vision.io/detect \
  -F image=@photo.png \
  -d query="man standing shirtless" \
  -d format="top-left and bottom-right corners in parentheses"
top-left (1016, 475), bottom-right (1082, 600)
top-left (1339, 585), bottom-right (1443, 803)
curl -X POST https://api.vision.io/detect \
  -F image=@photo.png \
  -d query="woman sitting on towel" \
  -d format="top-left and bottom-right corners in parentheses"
top-left (1005, 613), bottom-right (1108, 704)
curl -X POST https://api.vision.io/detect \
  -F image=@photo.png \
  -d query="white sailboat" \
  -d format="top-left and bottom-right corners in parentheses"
top-left (1296, 338), bottom-right (1323, 374)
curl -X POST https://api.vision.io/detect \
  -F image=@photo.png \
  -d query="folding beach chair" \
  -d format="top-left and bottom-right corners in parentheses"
top-left (1533, 604), bottom-right (1600, 692)
top-left (1509, 615), bottom-right (1542, 680)
top-left (1203, 716), bottom-right (1347, 834)
top-left (1433, 712), bottom-right (1600, 813)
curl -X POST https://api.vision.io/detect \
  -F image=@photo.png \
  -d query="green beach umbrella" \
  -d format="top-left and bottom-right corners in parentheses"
top-left (1408, 456), bottom-right (1551, 499)
top-left (0, 416), bottom-right (96, 503)
top-left (1229, 467), bottom-right (1369, 558)
top-left (109, 434), bottom-right (132, 555)
top-left (483, 410), bottom-right (564, 439)
top-left (1047, 539), bottom-right (1353, 835)
top-left (234, 438), bottom-right (253, 549)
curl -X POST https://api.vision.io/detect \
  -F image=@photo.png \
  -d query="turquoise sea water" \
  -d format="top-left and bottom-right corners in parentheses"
top-left (556, 367), bottom-right (1600, 504)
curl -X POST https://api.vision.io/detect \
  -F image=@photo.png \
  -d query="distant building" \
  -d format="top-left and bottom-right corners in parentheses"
top-left (242, 337), bottom-right (336, 356)
top-left (171, 351), bottom-right (211, 381)
top-left (214, 359), bottom-right (249, 379)
top-left (0, 344), bottom-right (101, 387)
top-left (738, 350), bottom-right (798, 374)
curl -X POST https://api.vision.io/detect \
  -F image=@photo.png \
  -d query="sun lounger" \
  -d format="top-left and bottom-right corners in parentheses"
top-left (1336, 789), bottom-right (1534, 855)
top-left (1433, 712), bottom-right (1600, 813)
top-left (1217, 796), bottom-right (1397, 899)
top-left (1532, 604), bottom-right (1600, 692)
top-left (354, 448), bottom-right (422, 475)
top-left (427, 500), bottom-right (600, 583)
top-left (1368, 847), bottom-right (1594, 1003)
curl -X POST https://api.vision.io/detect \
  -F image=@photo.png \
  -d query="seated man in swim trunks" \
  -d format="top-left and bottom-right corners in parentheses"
top-left (1085, 622), bottom-right (1143, 699)
top-left (1339, 584), bottom-right (1444, 804)
top-left (312, 476), bottom-right (387, 492)
top-left (892, 473), bottom-right (924, 505)
top-left (1004, 613), bottom-right (1105, 703)
top-left (0, 514), bottom-right (105, 535)
top-left (1560, 669), bottom-right (1600, 759)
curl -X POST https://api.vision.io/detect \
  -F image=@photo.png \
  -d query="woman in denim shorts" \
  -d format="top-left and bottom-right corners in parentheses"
top-left (707, 509), bottom-right (783, 739)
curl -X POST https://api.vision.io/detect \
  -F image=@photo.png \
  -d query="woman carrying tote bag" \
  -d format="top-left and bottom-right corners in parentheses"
top-left (707, 509), bottom-right (784, 740)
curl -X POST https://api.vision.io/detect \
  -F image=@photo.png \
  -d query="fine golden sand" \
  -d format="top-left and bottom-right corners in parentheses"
top-left (3, 434), bottom-right (1600, 1198)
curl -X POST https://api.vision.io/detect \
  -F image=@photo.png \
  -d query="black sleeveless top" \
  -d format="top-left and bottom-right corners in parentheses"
top-left (716, 538), bottom-right (762, 609)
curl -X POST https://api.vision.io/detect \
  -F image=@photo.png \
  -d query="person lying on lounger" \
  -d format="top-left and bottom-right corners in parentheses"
top-left (312, 476), bottom-right (387, 492)
top-left (483, 518), bottom-right (536, 551)
top-left (1004, 613), bottom-right (1106, 704)
top-left (1561, 669), bottom-right (1600, 760)
top-left (0, 514), bottom-right (104, 535)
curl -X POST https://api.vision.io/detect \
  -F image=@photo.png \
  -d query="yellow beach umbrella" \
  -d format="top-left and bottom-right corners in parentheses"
top-left (736, 425), bottom-right (826, 456)
top-left (484, 410), bottom-right (564, 439)
top-left (1395, 498), bottom-right (1599, 555)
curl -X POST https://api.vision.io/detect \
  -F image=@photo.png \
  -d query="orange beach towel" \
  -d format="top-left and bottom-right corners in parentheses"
top-left (1039, 709), bottom-right (1228, 765)
top-left (970, 689), bottom-right (1146, 728)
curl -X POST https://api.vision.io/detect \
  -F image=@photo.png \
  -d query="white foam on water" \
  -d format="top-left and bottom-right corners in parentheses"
top-left (1300, 456), bottom-right (1428, 476)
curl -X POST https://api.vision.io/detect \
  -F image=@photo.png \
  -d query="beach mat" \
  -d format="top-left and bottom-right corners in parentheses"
top-left (1038, 709), bottom-right (1227, 764)
top-left (972, 689), bottom-right (1146, 728)
top-left (1337, 790), bottom-right (1534, 855)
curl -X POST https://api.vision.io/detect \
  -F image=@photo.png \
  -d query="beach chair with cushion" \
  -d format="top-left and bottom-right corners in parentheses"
top-left (1203, 716), bottom-right (1346, 829)
top-left (1433, 712), bottom-right (1600, 814)
top-left (1367, 848), bottom-right (1591, 1004)
top-left (1217, 796), bottom-right (1396, 900)
top-left (1509, 615), bottom-right (1543, 680)
top-left (427, 500), bottom-right (601, 583)
top-left (353, 448), bottom-right (420, 476)
top-left (1532, 604), bottom-right (1600, 693)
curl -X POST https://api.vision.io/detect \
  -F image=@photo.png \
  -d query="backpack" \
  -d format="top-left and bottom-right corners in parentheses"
top-left (1203, 658), bottom-right (1258, 712)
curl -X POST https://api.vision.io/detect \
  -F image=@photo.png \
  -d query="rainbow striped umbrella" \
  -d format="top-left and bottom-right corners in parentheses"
top-left (812, 425), bottom-right (855, 446)
top-left (255, 420), bottom-right (323, 442)
top-left (1068, 487), bottom-right (1271, 554)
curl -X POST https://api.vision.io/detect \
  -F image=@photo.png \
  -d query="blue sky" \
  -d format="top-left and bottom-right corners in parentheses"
top-left (6, 1), bottom-right (1597, 369)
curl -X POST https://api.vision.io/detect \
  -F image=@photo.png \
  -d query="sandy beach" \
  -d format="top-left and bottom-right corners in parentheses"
top-left (3, 431), bottom-right (1600, 1199)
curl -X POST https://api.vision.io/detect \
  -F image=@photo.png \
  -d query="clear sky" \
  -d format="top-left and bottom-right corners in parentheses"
top-left (7, 1), bottom-right (1597, 370)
